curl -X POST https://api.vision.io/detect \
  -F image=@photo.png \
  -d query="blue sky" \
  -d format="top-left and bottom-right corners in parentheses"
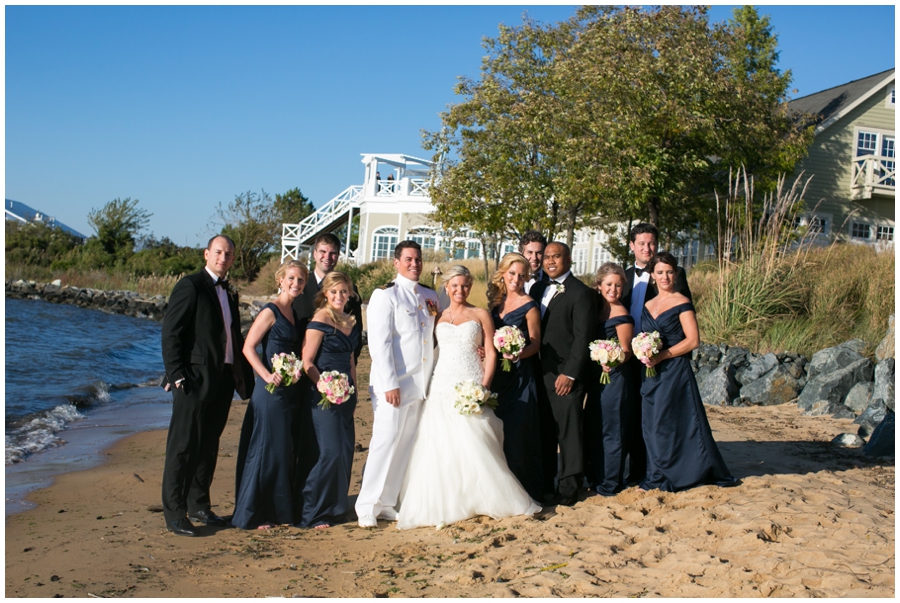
top-left (5, 5), bottom-right (896, 247)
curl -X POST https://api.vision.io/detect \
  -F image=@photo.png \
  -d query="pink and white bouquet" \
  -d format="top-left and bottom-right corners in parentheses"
top-left (316, 370), bottom-right (355, 409)
top-left (266, 352), bottom-right (304, 393)
top-left (453, 379), bottom-right (499, 415)
top-left (632, 331), bottom-right (663, 377)
top-left (493, 325), bottom-right (526, 372)
top-left (589, 338), bottom-right (626, 384)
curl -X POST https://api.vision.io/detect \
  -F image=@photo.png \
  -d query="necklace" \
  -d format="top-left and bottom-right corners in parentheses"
top-left (446, 307), bottom-right (463, 324)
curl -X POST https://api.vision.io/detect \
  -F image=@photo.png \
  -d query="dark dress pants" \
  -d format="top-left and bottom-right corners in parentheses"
top-left (162, 370), bottom-right (235, 523)
top-left (540, 373), bottom-right (585, 499)
top-left (625, 368), bottom-right (647, 484)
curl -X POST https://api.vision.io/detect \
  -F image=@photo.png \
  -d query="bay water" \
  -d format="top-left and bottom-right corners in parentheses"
top-left (5, 298), bottom-right (174, 514)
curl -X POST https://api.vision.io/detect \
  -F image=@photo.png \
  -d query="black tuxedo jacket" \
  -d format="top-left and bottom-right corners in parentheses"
top-left (161, 270), bottom-right (253, 402)
top-left (291, 274), bottom-right (364, 360)
top-left (530, 273), bottom-right (599, 382)
top-left (620, 265), bottom-right (692, 314)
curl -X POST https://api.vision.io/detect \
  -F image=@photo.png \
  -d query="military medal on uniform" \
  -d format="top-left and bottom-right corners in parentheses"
top-left (425, 300), bottom-right (438, 316)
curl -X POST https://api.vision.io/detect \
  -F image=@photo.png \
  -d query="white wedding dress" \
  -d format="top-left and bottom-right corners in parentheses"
top-left (397, 320), bottom-right (541, 530)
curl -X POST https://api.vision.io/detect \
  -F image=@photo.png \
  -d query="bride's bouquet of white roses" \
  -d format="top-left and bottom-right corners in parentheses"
top-left (493, 325), bottom-right (526, 372)
top-left (316, 370), bottom-right (355, 409)
top-left (453, 379), bottom-right (499, 415)
top-left (266, 352), bottom-right (304, 393)
top-left (589, 338), bottom-right (626, 385)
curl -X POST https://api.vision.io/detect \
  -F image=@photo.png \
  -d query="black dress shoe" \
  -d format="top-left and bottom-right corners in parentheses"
top-left (167, 517), bottom-right (199, 536)
top-left (188, 510), bottom-right (227, 526)
top-left (557, 495), bottom-right (577, 507)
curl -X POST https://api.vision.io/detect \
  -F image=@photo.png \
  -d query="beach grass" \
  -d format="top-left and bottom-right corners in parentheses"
top-left (5, 264), bottom-right (181, 297)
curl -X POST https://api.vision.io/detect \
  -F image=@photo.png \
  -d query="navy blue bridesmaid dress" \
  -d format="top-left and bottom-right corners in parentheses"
top-left (583, 314), bottom-right (635, 496)
top-left (490, 300), bottom-right (543, 501)
top-left (296, 320), bottom-right (360, 527)
top-left (639, 302), bottom-right (736, 492)
top-left (233, 303), bottom-right (304, 529)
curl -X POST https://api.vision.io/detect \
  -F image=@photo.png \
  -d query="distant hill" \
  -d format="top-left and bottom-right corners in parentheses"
top-left (5, 199), bottom-right (87, 239)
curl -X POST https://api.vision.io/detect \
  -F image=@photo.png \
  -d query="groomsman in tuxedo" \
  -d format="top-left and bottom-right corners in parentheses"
top-left (160, 235), bottom-right (254, 536)
top-left (519, 230), bottom-right (549, 294)
top-left (530, 242), bottom-right (599, 505)
top-left (356, 241), bottom-right (439, 527)
top-left (620, 222), bottom-right (692, 484)
top-left (292, 232), bottom-right (363, 360)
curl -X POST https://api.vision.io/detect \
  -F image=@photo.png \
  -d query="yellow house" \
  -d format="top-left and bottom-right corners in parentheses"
top-left (789, 68), bottom-right (895, 244)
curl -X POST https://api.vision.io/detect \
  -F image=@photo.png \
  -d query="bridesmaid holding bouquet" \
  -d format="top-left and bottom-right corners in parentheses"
top-left (639, 252), bottom-right (736, 492)
top-left (487, 253), bottom-right (543, 501)
top-left (584, 263), bottom-right (635, 496)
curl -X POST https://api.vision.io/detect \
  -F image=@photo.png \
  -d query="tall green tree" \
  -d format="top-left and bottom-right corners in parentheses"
top-left (214, 190), bottom-right (276, 281)
top-left (86, 197), bottom-right (152, 260)
top-left (424, 6), bottom-right (813, 258)
top-left (213, 187), bottom-right (315, 281)
top-left (717, 5), bottom-right (814, 193)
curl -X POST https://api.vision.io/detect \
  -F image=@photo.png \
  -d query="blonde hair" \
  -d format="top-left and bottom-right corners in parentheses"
top-left (276, 260), bottom-right (309, 287)
top-left (442, 265), bottom-right (473, 289)
top-left (314, 271), bottom-right (357, 329)
top-left (592, 262), bottom-right (627, 289)
top-left (487, 253), bottom-right (531, 310)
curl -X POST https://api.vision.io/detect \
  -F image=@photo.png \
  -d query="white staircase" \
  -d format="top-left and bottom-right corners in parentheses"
top-left (281, 185), bottom-right (363, 262)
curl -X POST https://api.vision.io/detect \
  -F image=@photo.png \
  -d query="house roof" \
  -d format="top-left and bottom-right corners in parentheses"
top-left (5, 198), bottom-right (87, 239)
top-left (789, 68), bottom-right (895, 134)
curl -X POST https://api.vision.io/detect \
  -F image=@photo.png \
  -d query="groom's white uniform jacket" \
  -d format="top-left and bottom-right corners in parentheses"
top-left (367, 275), bottom-right (439, 406)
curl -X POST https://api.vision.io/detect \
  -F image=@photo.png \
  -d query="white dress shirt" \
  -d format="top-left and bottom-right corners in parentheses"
top-left (540, 270), bottom-right (571, 318)
top-left (204, 266), bottom-right (234, 364)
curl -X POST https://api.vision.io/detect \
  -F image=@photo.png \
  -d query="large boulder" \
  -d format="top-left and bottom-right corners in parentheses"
top-left (875, 314), bottom-right (894, 362)
top-left (736, 352), bottom-right (778, 385)
top-left (843, 382), bottom-right (874, 414)
top-left (739, 364), bottom-right (801, 406)
top-left (855, 400), bottom-right (887, 438)
top-left (871, 358), bottom-right (895, 412)
top-left (797, 357), bottom-right (874, 411)
top-left (863, 411), bottom-right (895, 457)
top-left (699, 364), bottom-right (740, 407)
top-left (806, 340), bottom-right (868, 382)
top-left (721, 346), bottom-right (751, 371)
top-left (804, 399), bottom-right (855, 419)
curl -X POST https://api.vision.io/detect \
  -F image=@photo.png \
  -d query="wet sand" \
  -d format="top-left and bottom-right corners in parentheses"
top-left (5, 351), bottom-right (894, 597)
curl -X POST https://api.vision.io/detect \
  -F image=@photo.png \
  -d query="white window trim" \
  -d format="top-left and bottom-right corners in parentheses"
top-left (887, 88), bottom-right (895, 109)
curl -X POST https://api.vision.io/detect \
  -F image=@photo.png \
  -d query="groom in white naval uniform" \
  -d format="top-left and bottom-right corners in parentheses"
top-left (356, 240), bottom-right (439, 528)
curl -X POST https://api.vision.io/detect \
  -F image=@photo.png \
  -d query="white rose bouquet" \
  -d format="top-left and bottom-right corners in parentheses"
top-left (267, 352), bottom-right (304, 393)
top-left (453, 379), bottom-right (499, 415)
top-left (493, 325), bottom-right (526, 372)
top-left (632, 331), bottom-right (663, 377)
top-left (316, 370), bottom-right (355, 409)
top-left (589, 338), bottom-right (626, 384)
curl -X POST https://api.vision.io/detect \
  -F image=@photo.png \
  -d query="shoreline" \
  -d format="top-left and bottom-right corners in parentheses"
top-left (5, 393), bottom-right (172, 516)
top-left (5, 378), bottom-right (894, 597)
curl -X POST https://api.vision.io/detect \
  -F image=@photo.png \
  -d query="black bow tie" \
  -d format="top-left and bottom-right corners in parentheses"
top-left (551, 280), bottom-right (562, 286)
top-left (216, 279), bottom-right (229, 288)
top-left (634, 267), bottom-right (645, 277)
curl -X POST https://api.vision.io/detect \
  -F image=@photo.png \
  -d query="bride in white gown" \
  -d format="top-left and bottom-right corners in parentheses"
top-left (397, 265), bottom-right (541, 530)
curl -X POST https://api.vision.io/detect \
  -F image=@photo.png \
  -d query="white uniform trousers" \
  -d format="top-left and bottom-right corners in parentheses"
top-left (355, 391), bottom-right (424, 519)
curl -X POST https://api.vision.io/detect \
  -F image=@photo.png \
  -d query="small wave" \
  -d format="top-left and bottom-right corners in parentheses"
top-left (66, 381), bottom-right (111, 409)
top-left (6, 404), bottom-right (85, 464)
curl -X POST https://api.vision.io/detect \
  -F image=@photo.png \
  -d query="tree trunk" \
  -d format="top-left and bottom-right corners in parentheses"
top-left (565, 205), bottom-right (578, 248)
top-left (648, 195), bottom-right (661, 227)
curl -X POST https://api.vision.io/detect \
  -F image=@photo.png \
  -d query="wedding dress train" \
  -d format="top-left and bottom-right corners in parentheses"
top-left (397, 320), bottom-right (541, 530)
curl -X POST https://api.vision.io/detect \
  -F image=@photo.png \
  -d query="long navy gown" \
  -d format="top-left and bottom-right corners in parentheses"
top-left (584, 314), bottom-right (634, 496)
top-left (640, 302), bottom-right (736, 492)
top-left (490, 300), bottom-right (543, 501)
top-left (297, 320), bottom-right (360, 527)
top-left (233, 303), bottom-right (304, 529)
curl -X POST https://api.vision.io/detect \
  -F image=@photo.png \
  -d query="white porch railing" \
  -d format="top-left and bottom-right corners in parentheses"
top-left (851, 155), bottom-right (896, 199)
top-left (281, 185), bottom-right (363, 261)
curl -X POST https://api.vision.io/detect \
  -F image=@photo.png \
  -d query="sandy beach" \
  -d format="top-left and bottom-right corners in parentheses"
top-left (5, 351), bottom-right (894, 598)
